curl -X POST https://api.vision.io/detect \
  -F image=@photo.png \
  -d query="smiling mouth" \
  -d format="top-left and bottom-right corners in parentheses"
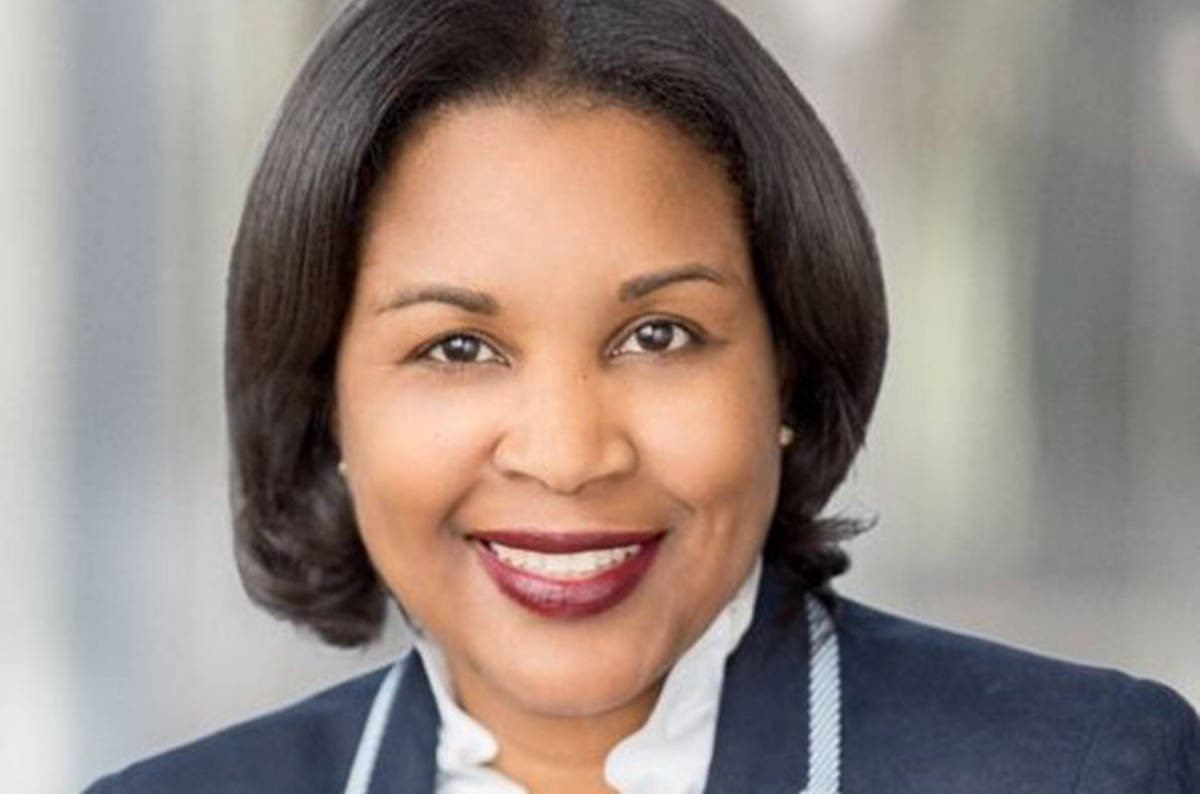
top-left (467, 529), bottom-right (666, 618)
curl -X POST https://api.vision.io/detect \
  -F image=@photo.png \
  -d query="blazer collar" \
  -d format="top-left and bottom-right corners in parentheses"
top-left (370, 560), bottom-right (812, 794)
top-left (368, 651), bottom-right (438, 794)
top-left (702, 560), bottom-right (812, 793)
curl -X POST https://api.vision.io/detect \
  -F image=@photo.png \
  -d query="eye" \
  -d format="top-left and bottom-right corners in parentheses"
top-left (416, 333), bottom-right (505, 367)
top-left (612, 318), bottom-right (703, 357)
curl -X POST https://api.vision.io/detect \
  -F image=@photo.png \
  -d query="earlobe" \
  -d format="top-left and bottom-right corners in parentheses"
top-left (328, 400), bottom-right (347, 479)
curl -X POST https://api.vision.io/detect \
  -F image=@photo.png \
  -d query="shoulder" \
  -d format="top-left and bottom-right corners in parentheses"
top-left (80, 663), bottom-right (394, 794)
top-left (834, 597), bottom-right (1199, 793)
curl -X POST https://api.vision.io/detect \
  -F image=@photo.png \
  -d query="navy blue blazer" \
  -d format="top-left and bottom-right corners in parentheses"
top-left (84, 562), bottom-right (1199, 793)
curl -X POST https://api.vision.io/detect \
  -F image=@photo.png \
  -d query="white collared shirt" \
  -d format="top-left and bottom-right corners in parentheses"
top-left (412, 557), bottom-right (763, 794)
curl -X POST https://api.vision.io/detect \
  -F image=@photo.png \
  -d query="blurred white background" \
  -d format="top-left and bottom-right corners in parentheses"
top-left (2, 1), bottom-right (1197, 792)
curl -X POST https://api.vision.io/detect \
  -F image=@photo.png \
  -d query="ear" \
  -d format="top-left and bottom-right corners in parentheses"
top-left (326, 395), bottom-right (342, 449)
top-left (774, 340), bottom-right (796, 420)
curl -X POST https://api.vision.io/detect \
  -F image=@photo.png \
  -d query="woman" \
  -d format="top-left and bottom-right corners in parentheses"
top-left (85, 0), bottom-right (1198, 792)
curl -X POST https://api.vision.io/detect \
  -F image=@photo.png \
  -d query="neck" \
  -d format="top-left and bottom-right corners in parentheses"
top-left (450, 661), bottom-right (664, 794)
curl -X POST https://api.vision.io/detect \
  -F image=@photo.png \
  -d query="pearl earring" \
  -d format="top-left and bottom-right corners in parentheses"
top-left (337, 460), bottom-right (347, 477)
top-left (779, 424), bottom-right (795, 447)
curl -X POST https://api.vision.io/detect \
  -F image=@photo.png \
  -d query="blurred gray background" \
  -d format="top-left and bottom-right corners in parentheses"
top-left (2, 1), bottom-right (1197, 792)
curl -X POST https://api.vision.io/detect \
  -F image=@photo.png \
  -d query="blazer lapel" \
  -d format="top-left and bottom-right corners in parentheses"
top-left (703, 562), bottom-right (812, 793)
top-left (367, 652), bottom-right (439, 794)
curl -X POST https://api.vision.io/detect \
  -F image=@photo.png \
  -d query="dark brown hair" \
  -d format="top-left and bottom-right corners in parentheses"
top-left (226, 0), bottom-right (887, 646)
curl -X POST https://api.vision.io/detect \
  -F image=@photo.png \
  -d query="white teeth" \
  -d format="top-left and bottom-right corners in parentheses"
top-left (488, 543), bottom-right (640, 578)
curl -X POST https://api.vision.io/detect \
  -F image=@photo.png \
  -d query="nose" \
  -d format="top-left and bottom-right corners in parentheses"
top-left (491, 360), bottom-right (637, 494)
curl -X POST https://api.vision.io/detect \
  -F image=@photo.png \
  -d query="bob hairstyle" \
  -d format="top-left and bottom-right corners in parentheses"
top-left (226, 0), bottom-right (888, 647)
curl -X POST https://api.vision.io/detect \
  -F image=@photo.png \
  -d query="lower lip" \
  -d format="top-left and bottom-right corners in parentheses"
top-left (473, 538), bottom-right (663, 619)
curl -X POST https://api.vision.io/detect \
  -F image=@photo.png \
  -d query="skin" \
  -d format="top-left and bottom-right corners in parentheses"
top-left (334, 95), bottom-right (785, 793)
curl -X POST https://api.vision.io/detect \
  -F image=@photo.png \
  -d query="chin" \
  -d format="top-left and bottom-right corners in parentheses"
top-left (495, 658), bottom-right (660, 719)
top-left (478, 624), bottom-right (670, 718)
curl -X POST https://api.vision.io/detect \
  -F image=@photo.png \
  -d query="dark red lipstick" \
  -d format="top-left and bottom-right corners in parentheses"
top-left (469, 530), bottom-right (665, 619)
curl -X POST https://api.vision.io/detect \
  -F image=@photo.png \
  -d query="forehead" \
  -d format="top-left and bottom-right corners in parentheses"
top-left (356, 97), bottom-right (751, 299)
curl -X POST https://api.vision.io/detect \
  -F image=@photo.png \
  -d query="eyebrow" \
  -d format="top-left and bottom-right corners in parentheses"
top-left (374, 263), bottom-right (731, 316)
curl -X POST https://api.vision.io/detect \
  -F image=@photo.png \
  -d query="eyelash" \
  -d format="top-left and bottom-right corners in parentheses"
top-left (412, 317), bottom-right (706, 371)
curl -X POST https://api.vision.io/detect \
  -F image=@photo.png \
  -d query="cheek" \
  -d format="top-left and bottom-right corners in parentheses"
top-left (631, 355), bottom-right (781, 517)
top-left (351, 368), bottom-right (503, 474)
top-left (342, 378), bottom-right (501, 567)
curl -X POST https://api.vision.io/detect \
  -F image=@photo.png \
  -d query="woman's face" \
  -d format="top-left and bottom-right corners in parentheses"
top-left (335, 98), bottom-right (783, 720)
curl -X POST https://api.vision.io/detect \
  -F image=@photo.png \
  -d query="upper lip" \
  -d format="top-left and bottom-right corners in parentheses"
top-left (468, 529), bottom-right (666, 553)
